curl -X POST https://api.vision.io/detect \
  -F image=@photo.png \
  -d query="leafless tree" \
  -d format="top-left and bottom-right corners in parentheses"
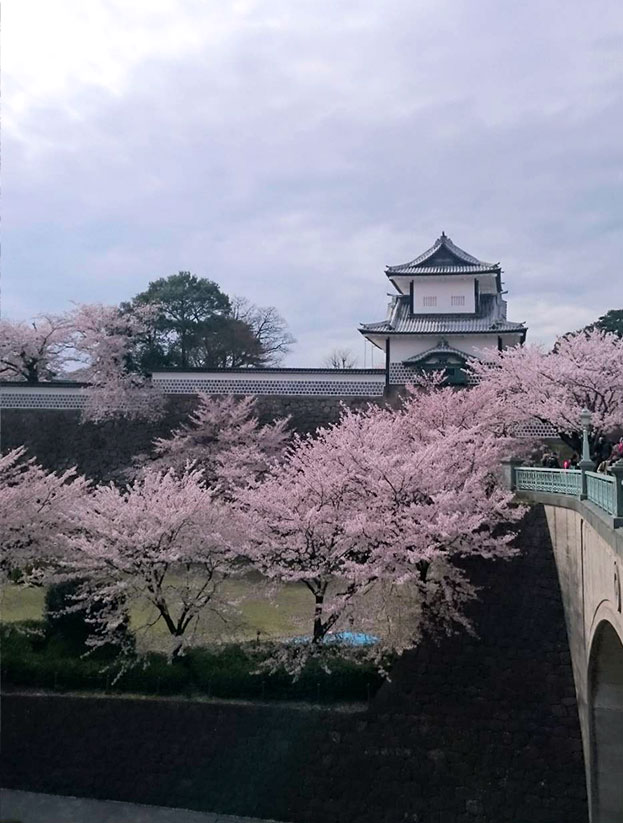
top-left (323, 348), bottom-right (358, 369)
top-left (231, 296), bottom-right (295, 365)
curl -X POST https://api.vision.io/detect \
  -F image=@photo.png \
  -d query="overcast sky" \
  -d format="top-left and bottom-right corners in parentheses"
top-left (4, 0), bottom-right (623, 366)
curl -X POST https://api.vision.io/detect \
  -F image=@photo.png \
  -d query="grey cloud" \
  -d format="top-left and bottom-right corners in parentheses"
top-left (4, 0), bottom-right (623, 364)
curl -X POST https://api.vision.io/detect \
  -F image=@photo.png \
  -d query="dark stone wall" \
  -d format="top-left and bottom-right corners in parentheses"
top-left (0, 395), bottom-right (384, 481)
top-left (0, 402), bottom-right (193, 482)
top-left (1, 505), bottom-right (588, 822)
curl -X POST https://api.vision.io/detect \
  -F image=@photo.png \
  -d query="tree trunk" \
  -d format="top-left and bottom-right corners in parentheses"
top-left (313, 594), bottom-right (325, 643)
top-left (171, 632), bottom-right (185, 659)
top-left (25, 363), bottom-right (39, 383)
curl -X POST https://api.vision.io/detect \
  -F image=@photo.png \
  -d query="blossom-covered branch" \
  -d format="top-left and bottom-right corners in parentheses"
top-left (237, 379), bottom-right (523, 665)
top-left (0, 447), bottom-right (90, 581)
top-left (471, 330), bottom-right (623, 450)
top-left (60, 465), bottom-right (237, 657)
top-left (148, 394), bottom-right (290, 495)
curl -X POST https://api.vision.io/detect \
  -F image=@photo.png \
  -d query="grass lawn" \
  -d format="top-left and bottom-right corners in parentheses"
top-left (1, 575), bottom-right (314, 651)
top-left (1, 584), bottom-right (45, 623)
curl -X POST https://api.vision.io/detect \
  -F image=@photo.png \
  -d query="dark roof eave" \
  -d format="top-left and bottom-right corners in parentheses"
top-left (0, 379), bottom-right (91, 387)
top-left (148, 366), bottom-right (385, 375)
top-left (386, 267), bottom-right (501, 278)
top-left (360, 327), bottom-right (527, 336)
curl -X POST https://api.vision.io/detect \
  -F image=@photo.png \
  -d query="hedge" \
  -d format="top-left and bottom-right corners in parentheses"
top-left (1, 621), bottom-right (389, 703)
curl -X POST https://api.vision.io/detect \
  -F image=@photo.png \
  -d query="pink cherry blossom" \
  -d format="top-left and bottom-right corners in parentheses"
top-left (470, 329), bottom-right (623, 451)
top-left (0, 315), bottom-right (71, 382)
top-left (237, 378), bottom-right (524, 664)
top-left (150, 393), bottom-right (290, 495)
top-left (66, 303), bottom-right (165, 422)
top-left (61, 464), bottom-right (237, 657)
top-left (0, 447), bottom-right (90, 580)
top-left (0, 304), bottom-right (164, 422)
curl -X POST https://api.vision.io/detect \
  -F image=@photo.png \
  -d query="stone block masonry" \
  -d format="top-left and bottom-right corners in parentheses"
top-left (2, 506), bottom-right (588, 822)
top-left (0, 395), bottom-right (385, 481)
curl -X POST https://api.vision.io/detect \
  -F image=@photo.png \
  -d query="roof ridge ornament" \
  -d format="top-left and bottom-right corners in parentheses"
top-left (386, 234), bottom-right (497, 274)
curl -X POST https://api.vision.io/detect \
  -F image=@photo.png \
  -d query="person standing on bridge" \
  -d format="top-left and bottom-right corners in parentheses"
top-left (593, 436), bottom-right (611, 465)
top-left (541, 451), bottom-right (560, 468)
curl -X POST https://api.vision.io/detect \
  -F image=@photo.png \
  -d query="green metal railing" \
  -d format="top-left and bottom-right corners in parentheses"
top-left (514, 467), bottom-right (583, 496)
top-left (585, 471), bottom-right (615, 515)
top-left (513, 464), bottom-right (623, 522)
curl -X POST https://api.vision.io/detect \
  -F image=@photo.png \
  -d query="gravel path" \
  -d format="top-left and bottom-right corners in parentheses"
top-left (0, 789), bottom-right (288, 823)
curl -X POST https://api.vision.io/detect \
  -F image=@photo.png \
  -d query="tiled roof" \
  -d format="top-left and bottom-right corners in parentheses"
top-left (149, 367), bottom-right (385, 375)
top-left (391, 265), bottom-right (497, 275)
top-left (360, 294), bottom-right (526, 336)
top-left (386, 232), bottom-right (499, 276)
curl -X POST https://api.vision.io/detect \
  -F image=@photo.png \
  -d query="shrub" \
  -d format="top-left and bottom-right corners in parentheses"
top-left (0, 621), bottom-right (390, 703)
top-left (44, 580), bottom-right (135, 659)
top-left (114, 653), bottom-right (192, 696)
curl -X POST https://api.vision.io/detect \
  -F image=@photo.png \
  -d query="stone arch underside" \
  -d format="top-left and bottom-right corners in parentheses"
top-left (589, 620), bottom-right (623, 823)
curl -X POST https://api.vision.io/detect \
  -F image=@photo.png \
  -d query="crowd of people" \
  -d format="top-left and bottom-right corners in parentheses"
top-left (539, 436), bottom-right (623, 473)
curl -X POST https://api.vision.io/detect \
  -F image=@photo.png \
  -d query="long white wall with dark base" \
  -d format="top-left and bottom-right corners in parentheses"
top-left (0, 384), bottom-right (88, 410)
top-left (0, 369), bottom-right (387, 410)
top-left (151, 369), bottom-right (386, 397)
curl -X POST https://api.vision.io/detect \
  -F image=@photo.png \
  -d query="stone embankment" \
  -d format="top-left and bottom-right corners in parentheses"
top-left (2, 506), bottom-right (587, 822)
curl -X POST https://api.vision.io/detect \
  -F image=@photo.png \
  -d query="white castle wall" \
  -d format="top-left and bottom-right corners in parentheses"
top-left (388, 335), bottom-right (508, 363)
top-left (0, 384), bottom-right (88, 409)
top-left (151, 369), bottom-right (386, 397)
top-left (413, 276), bottom-right (476, 314)
top-left (0, 375), bottom-right (558, 438)
top-left (0, 370), bottom-right (387, 410)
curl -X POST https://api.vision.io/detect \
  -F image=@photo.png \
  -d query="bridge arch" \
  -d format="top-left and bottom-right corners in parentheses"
top-left (588, 619), bottom-right (623, 823)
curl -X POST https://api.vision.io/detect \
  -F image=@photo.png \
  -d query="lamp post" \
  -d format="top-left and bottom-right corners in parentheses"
top-left (578, 407), bottom-right (594, 498)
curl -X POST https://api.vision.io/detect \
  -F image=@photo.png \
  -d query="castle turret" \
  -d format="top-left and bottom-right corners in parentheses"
top-left (360, 232), bottom-right (527, 386)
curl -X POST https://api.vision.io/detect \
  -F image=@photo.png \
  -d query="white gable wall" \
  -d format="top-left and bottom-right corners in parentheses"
top-left (412, 277), bottom-right (475, 314)
top-left (389, 333), bottom-right (522, 363)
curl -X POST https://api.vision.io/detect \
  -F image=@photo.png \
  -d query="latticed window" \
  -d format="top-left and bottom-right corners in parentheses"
top-left (422, 296), bottom-right (437, 307)
top-left (451, 295), bottom-right (465, 307)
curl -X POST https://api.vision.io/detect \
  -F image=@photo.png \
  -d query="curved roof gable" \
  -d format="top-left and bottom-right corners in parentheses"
top-left (403, 340), bottom-right (476, 364)
top-left (386, 232), bottom-right (500, 275)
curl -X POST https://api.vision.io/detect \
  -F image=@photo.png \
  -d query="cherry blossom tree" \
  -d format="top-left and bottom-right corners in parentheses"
top-left (0, 315), bottom-right (70, 382)
top-left (65, 303), bottom-right (165, 422)
top-left (148, 393), bottom-right (290, 495)
top-left (0, 304), bottom-right (164, 422)
top-left (0, 447), bottom-right (90, 580)
top-left (237, 380), bottom-right (523, 665)
top-left (470, 330), bottom-right (623, 451)
top-left (60, 465), bottom-right (237, 657)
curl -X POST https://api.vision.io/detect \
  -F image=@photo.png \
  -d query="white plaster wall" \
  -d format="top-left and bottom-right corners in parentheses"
top-left (413, 277), bottom-right (475, 314)
top-left (391, 272), bottom-right (497, 297)
top-left (0, 372), bottom-right (388, 407)
top-left (389, 334), bottom-right (513, 362)
top-left (0, 385), bottom-right (87, 409)
top-left (388, 338), bottom-right (433, 360)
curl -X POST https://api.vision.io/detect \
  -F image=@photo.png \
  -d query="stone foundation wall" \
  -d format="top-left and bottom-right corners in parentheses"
top-left (1, 506), bottom-right (588, 822)
top-left (0, 395), bottom-right (385, 481)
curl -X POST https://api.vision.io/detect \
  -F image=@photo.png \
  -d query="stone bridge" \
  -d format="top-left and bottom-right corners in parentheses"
top-left (509, 463), bottom-right (623, 823)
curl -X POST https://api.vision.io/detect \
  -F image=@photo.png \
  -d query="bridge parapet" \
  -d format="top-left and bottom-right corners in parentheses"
top-left (506, 461), bottom-right (623, 823)
top-left (510, 462), bottom-right (623, 529)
